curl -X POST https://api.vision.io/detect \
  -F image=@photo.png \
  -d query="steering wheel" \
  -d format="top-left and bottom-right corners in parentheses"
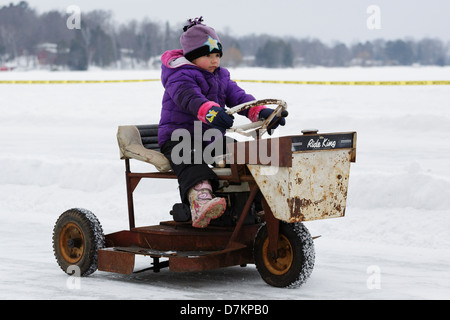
top-left (226, 99), bottom-right (288, 138)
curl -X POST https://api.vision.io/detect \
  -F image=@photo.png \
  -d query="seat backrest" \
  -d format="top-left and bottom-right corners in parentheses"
top-left (136, 124), bottom-right (160, 151)
top-left (117, 124), bottom-right (171, 172)
top-left (117, 124), bottom-right (233, 176)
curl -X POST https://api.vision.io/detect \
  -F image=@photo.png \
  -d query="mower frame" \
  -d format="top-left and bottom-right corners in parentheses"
top-left (53, 99), bottom-right (357, 288)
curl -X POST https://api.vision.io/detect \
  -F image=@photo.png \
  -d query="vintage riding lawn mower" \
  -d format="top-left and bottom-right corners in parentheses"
top-left (52, 99), bottom-right (357, 288)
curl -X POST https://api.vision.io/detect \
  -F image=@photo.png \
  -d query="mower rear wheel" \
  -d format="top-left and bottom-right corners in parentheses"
top-left (52, 208), bottom-right (104, 276)
top-left (254, 222), bottom-right (315, 288)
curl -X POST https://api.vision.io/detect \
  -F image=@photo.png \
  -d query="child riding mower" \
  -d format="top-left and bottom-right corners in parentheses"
top-left (52, 99), bottom-right (357, 288)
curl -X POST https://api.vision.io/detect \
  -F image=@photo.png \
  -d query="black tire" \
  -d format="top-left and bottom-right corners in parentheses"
top-left (52, 208), bottom-right (104, 277)
top-left (254, 222), bottom-right (315, 288)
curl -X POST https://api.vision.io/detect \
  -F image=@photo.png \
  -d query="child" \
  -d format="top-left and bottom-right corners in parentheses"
top-left (158, 17), bottom-right (285, 228)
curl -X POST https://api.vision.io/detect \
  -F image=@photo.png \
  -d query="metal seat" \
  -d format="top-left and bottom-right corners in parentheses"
top-left (117, 125), bottom-right (171, 172)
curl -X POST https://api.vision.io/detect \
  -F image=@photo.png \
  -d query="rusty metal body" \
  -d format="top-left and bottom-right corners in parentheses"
top-left (98, 160), bottom-right (263, 274)
top-left (99, 222), bottom-right (259, 274)
top-left (97, 130), bottom-right (356, 275)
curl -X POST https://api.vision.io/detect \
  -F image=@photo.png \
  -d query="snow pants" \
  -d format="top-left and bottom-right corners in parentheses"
top-left (161, 136), bottom-right (231, 204)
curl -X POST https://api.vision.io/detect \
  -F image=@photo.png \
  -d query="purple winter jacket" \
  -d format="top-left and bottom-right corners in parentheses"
top-left (158, 50), bottom-right (256, 147)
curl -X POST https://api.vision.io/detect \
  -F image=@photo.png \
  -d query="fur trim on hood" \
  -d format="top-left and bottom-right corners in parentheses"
top-left (161, 50), bottom-right (195, 68)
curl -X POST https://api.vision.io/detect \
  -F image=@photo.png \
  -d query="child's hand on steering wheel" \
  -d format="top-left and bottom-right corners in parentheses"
top-left (258, 108), bottom-right (287, 133)
top-left (205, 105), bottom-right (234, 133)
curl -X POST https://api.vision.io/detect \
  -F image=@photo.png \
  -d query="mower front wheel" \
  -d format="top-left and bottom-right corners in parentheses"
top-left (52, 208), bottom-right (104, 277)
top-left (254, 222), bottom-right (315, 288)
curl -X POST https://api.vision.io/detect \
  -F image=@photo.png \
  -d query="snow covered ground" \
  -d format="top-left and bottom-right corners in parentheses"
top-left (0, 66), bottom-right (449, 300)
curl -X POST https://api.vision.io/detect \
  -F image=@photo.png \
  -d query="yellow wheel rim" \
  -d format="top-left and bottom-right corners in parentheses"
top-left (262, 234), bottom-right (293, 275)
top-left (59, 222), bottom-right (85, 264)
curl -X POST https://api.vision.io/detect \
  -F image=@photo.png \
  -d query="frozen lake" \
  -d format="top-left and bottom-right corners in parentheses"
top-left (0, 66), bottom-right (449, 300)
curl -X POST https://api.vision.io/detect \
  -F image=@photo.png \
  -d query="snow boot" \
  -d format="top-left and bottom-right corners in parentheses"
top-left (188, 180), bottom-right (226, 228)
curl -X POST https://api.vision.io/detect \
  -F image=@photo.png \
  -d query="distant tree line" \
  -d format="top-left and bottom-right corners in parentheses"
top-left (1, 2), bottom-right (449, 70)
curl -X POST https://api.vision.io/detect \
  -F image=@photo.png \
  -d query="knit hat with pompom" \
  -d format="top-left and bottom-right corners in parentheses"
top-left (180, 17), bottom-right (223, 61)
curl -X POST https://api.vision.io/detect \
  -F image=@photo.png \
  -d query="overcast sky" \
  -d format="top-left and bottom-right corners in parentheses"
top-left (2, 0), bottom-right (449, 44)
